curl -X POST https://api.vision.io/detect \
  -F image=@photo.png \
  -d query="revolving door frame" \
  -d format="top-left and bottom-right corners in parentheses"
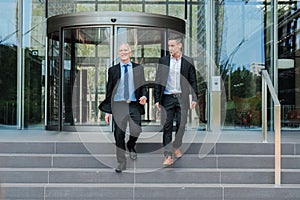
top-left (46, 11), bottom-right (186, 131)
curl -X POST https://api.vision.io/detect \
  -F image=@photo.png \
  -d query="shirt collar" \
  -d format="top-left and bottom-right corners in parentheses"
top-left (120, 61), bottom-right (132, 67)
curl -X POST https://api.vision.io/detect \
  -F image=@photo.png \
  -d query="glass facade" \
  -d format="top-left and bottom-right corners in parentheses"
top-left (1, 0), bottom-right (300, 131)
top-left (0, 0), bottom-right (46, 129)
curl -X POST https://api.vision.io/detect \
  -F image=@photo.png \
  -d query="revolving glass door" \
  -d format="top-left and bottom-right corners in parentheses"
top-left (47, 12), bottom-right (185, 131)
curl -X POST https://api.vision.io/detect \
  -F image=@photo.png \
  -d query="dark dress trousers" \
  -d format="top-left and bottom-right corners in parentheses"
top-left (154, 55), bottom-right (198, 157)
top-left (99, 63), bottom-right (147, 163)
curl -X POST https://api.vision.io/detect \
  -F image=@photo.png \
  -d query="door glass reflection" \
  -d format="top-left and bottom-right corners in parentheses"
top-left (63, 27), bottom-right (111, 127)
top-left (48, 34), bottom-right (60, 126)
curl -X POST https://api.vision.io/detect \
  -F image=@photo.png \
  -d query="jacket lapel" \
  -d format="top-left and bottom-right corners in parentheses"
top-left (116, 63), bottom-right (121, 79)
top-left (180, 56), bottom-right (187, 75)
top-left (132, 63), bottom-right (137, 88)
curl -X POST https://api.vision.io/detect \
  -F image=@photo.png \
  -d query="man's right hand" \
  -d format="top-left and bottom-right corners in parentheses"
top-left (155, 102), bottom-right (161, 112)
top-left (105, 113), bottom-right (110, 124)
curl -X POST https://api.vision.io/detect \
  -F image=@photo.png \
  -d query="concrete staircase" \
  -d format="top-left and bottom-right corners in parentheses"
top-left (0, 135), bottom-right (300, 199)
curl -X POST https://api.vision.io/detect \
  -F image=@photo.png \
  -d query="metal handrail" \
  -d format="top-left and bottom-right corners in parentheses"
top-left (261, 69), bottom-right (281, 185)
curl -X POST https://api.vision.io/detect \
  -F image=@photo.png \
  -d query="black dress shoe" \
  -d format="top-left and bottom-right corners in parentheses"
top-left (115, 162), bottom-right (126, 173)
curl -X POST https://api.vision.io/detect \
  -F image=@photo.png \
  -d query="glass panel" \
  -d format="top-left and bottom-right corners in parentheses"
top-left (24, 49), bottom-right (44, 127)
top-left (189, 1), bottom-right (208, 128)
top-left (219, 0), bottom-right (264, 129)
top-left (0, 45), bottom-right (17, 126)
top-left (63, 27), bottom-right (111, 127)
top-left (48, 1), bottom-right (76, 17)
top-left (97, 4), bottom-right (119, 12)
top-left (48, 33), bottom-right (60, 126)
top-left (122, 4), bottom-right (143, 12)
top-left (0, 0), bottom-right (18, 45)
top-left (145, 4), bottom-right (166, 14)
top-left (24, 0), bottom-right (46, 128)
top-left (0, 51), bottom-right (18, 127)
top-left (145, 0), bottom-right (166, 1)
top-left (0, 0), bottom-right (18, 127)
top-left (169, 4), bottom-right (184, 19)
top-left (76, 4), bottom-right (95, 12)
top-left (116, 27), bottom-right (165, 126)
top-left (278, 1), bottom-right (300, 129)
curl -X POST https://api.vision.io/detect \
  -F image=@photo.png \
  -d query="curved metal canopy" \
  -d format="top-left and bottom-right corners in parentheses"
top-left (47, 11), bottom-right (185, 34)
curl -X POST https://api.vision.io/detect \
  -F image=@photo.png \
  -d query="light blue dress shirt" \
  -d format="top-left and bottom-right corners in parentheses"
top-left (114, 62), bottom-right (137, 102)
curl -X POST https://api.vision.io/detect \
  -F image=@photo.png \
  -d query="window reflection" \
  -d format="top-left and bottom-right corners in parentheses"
top-left (220, 1), bottom-right (264, 129)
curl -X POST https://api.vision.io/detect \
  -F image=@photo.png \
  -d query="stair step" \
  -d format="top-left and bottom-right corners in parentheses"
top-left (0, 154), bottom-right (300, 169)
top-left (1, 183), bottom-right (300, 200)
top-left (0, 168), bottom-right (299, 184)
top-left (0, 142), bottom-right (299, 155)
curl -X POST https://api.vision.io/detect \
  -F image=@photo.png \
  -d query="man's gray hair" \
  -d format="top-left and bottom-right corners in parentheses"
top-left (118, 43), bottom-right (131, 52)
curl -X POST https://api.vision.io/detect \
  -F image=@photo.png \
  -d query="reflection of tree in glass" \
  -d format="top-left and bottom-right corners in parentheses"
top-left (76, 40), bottom-right (108, 123)
top-left (221, 64), bottom-right (262, 127)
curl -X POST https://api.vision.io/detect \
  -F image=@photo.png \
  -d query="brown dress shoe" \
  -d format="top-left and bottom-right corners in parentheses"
top-left (163, 156), bottom-right (173, 167)
top-left (128, 146), bottom-right (137, 160)
top-left (173, 148), bottom-right (182, 159)
top-left (129, 150), bottom-right (137, 160)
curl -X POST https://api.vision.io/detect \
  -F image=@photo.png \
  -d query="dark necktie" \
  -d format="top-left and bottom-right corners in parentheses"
top-left (123, 64), bottom-right (129, 100)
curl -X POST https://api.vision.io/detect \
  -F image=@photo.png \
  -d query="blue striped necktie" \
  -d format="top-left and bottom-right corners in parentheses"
top-left (123, 64), bottom-right (129, 100)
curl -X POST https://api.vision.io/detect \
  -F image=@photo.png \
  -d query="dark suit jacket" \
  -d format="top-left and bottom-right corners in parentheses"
top-left (154, 54), bottom-right (198, 107)
top-left (99, 63), bottom-right (148, 114)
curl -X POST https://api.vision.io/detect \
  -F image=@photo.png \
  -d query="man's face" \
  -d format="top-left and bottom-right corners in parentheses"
top-left (118, 44), bottom-right (132, 63)
top-left (168, 39), bottom-right (182, 57)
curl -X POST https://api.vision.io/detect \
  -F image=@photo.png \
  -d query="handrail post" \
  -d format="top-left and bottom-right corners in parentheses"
top-left (262, 76), bottom-right (267, 142)
top-left (274, 105), bottom-right (281, 185)
top-left (261, 70), bottom-right (281, 185)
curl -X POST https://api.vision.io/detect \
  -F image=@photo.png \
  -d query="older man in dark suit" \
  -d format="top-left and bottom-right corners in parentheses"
top-left (154, 36), bottom-right (198, 167)
top-left (99, 43), bottom-right (147, 173)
